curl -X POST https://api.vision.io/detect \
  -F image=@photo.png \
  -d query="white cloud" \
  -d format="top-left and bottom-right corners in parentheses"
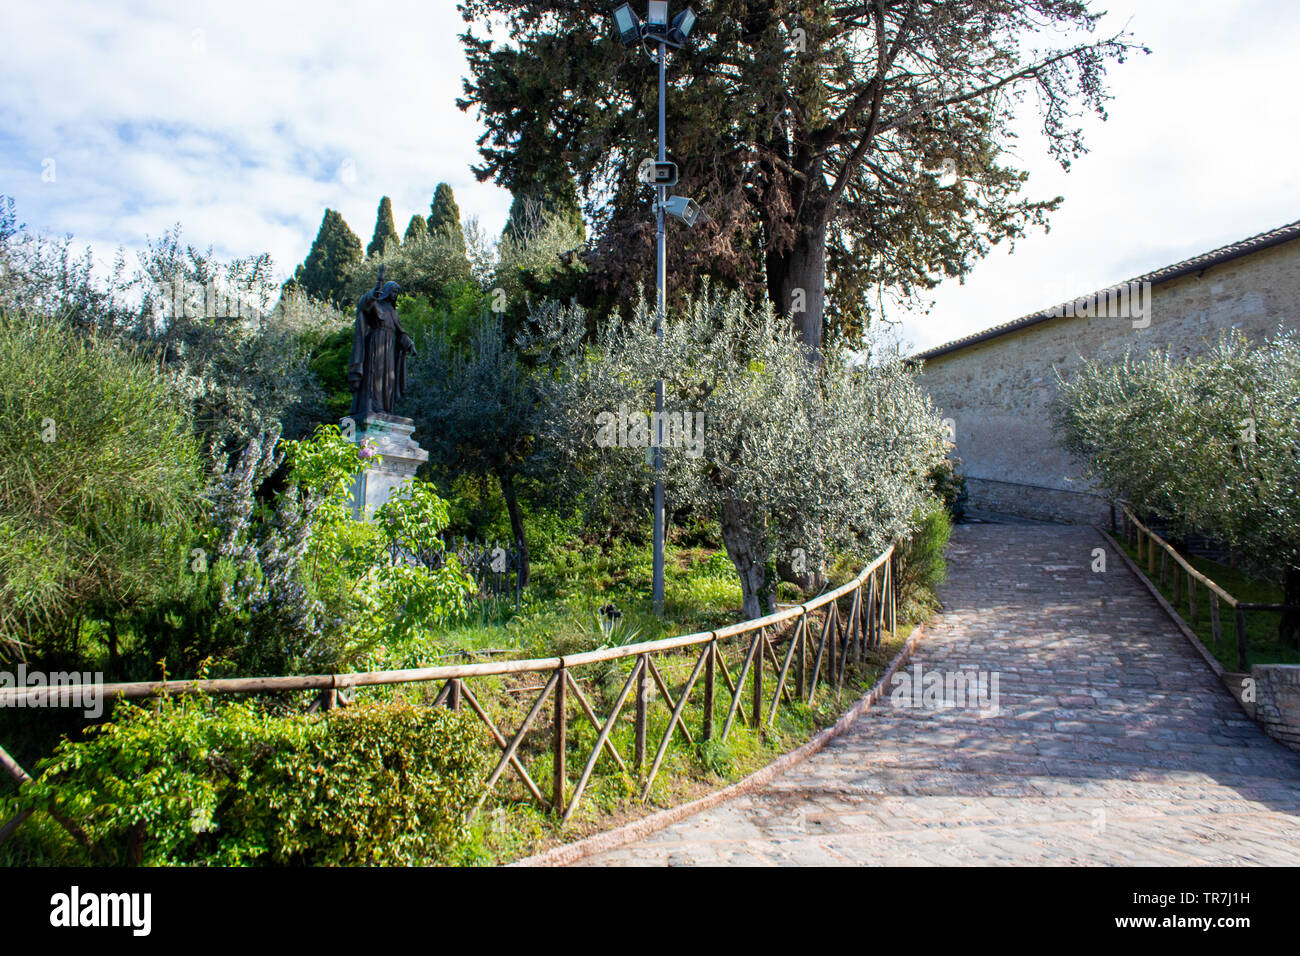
top-left (0, 0), bottom-right (510, 278)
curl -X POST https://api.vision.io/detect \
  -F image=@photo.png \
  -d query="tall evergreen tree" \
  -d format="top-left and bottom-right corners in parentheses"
top-left (293, 209), bottom-right (362, 308)
top-left (403, 214), bottom-right (429, 245)
top-left (427, 183), bottom-right (467, 257)
top-left (459, 1), bottom-right (1144, 350)
top-left (367, 196), bottom-right (400, 257)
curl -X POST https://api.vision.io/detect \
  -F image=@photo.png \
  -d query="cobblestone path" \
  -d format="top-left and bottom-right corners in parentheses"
top-left (580, 524), bottom-right (1300, 866)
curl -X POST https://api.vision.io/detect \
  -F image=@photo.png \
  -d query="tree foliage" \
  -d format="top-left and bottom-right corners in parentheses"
top-left (0, 313), bottom-right (203, 660)
top-left (406, 316), bottom-right (538, 584)
top-left (528, 289), bottom-right (947, 617)
top-left (367, 196), bottom-right (401, 258)
top-left (1054, 330), bottom-right (1300, 643)
top-left (458, 1), bottom-right (1144, 348)
top-left (404, 214), bottom-right (429, 245)
top-left (293, 209), bottom-right (363, 308)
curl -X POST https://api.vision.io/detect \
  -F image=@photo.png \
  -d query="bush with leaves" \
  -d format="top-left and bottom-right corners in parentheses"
top-left (1054, 328), bottom-right (1300, 643)
top-left (134, 425), bottom-right (330, 677)
top-left (12, 694), bottom-right (486, 865)
top-left (0, 312), bottom-right (202, 661)
top-left (284, 424), bottom-right (476, 661)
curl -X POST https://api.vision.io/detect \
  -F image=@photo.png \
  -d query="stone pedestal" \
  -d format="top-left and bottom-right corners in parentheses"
top-left (347, 414), bottom-right (429, 520)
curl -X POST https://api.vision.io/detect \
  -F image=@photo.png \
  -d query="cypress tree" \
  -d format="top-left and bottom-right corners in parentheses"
top-left (403, 214), bottom-right (429, 245)
top-left (293, 209), bottom-right (362, 308)
top-left (367, 196), bottom-right (400, 257)
top-left (427, 183), bottom-right (466, 256)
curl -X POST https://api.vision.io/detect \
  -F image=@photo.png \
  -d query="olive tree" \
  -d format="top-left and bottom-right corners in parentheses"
top-left (1054, 329), bottom-right (1300, 644)
top-left (529, 289), bottom-right (947, 618)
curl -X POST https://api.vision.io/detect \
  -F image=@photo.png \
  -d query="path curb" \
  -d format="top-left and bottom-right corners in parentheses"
top-left (510, 621), bottom-right (929, 867)
top-left (1096, 526), bottom-right (1225, 679)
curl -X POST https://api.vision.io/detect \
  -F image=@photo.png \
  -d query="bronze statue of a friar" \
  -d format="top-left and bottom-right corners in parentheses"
top-left (348, 266), bottom-right (416, 419)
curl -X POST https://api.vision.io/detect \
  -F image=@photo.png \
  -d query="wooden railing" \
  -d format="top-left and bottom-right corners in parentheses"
top-left (0, 544), bottom-right (896, 840)
top-left (1117, 505), bottom-right (1296, 670)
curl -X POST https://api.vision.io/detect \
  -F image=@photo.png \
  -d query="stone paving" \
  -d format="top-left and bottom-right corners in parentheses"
top-left (579, 524), bottom-right (1300, 866)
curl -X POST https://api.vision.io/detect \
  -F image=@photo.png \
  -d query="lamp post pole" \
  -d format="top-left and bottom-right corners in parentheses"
top-left (613, 3), bottom-right (697, 617)
top-left (652, 38), bottom-right (666, 617)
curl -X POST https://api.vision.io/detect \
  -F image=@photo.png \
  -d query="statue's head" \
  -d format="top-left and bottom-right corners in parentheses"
top-left (378, 280), bottom-right (402, 302)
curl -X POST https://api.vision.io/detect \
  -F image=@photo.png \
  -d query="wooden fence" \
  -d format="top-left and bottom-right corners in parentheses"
top-left (1118, 504), bottom-right (1296, 670)
top-left (0, 544), bottom-right (896, 842)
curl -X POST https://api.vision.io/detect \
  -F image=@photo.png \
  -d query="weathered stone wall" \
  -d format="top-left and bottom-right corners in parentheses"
top-left (919, 237), bottom-right (1300, 523)
top-left (1252, 664), bottom-right (1300, 752)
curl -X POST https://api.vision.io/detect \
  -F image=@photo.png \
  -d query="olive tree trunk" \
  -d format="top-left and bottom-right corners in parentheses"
top-left (497, 470), bottom-right (530, 588)
top-left (720, 499), bottom-right (768, 621)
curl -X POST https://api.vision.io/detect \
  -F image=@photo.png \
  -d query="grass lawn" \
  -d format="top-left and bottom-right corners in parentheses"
top-left (1115, 536), bottom-right (1300, 670)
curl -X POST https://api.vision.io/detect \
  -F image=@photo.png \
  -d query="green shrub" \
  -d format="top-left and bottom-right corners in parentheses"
top-left (14, 695), bottom-right (487, 866)
top-left (0, 313), bottom-right (203, 660)
top-left (928, 456), bottom-right (968, 522)
top-left (895, 504), bottom-right (951, 622)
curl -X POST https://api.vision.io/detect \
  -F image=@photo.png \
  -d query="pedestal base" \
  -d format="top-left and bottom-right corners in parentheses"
top-left (347, 413), bottom-right (430, 520)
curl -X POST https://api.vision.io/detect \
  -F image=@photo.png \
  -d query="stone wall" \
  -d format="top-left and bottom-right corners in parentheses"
top-left (1252, 665), bottom-right (1300, 752)
top-left (919, 237), bottom-right (1300, 523)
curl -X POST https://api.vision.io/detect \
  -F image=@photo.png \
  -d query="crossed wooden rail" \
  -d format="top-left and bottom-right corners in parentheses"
top-left (0, 544), bottom-right (896, 841)
top-left (1118, 505), bottom-right (1297, 671)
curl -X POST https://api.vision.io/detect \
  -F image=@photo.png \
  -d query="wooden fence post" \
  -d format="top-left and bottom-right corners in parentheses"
top-left (634, 655), bottom-right (648, 772)
top-left (1210, 593), bottom-right (1223, 647)
top-left (1188, 578), bottom-right (1197, 623)
top-left (888, 558), bottom-right (896, 637)
top-left (752, 630), bottom-right (764, 728)
top-left (449, 678), bottom-right (461, 712)
top-left (795, 617), bottom-right (806, 700)
top-left (702, 640), bottom-right (716, 743)
top-left (1235, 608), bottom-right (1248, 672)
top-left (553, 664), bottom-right (567, 816)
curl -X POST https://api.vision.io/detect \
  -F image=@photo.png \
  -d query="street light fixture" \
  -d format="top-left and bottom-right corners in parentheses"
top-left (611, 2), bottom-right (700, 617)
top-left (612, 3), bottom-right (641, 46)
top-left (669, 7), bottom-right (697, 44)
top-left (646, 1), bottom-right (669, 32)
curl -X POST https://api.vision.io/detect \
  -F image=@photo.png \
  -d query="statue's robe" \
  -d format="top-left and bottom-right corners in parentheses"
top-left (347, 292), bottom-right (412, 419)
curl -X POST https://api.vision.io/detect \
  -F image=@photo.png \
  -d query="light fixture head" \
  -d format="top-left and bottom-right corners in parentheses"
top-left (612, 3), bottom-right (641, 45)
top-left (646, 1), bottom-right (670, 31)
top-left (670, 6), bottom-right (697, 42)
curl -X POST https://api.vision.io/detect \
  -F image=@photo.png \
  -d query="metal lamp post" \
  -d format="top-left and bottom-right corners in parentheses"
top-left (613, 2), bottom-right (699, 616)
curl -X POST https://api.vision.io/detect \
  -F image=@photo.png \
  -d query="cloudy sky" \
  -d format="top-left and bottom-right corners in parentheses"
top-left (1, 1), bottom-right (1296, 353)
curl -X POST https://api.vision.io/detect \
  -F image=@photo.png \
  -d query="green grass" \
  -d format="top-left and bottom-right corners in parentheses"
top-left (1116, 536), bottom-right (1300, 670)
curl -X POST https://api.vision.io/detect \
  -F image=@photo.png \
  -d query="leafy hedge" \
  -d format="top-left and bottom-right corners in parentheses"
top-left (13, 696), bottom-right (487, 866)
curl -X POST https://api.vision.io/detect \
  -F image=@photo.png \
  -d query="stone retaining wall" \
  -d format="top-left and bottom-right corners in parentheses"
top-left (1252, 664), bottom-right (1300, 752)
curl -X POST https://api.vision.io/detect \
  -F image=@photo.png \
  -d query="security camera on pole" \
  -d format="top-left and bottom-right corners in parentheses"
top-left (613, 2), bottom-right (700, 617)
